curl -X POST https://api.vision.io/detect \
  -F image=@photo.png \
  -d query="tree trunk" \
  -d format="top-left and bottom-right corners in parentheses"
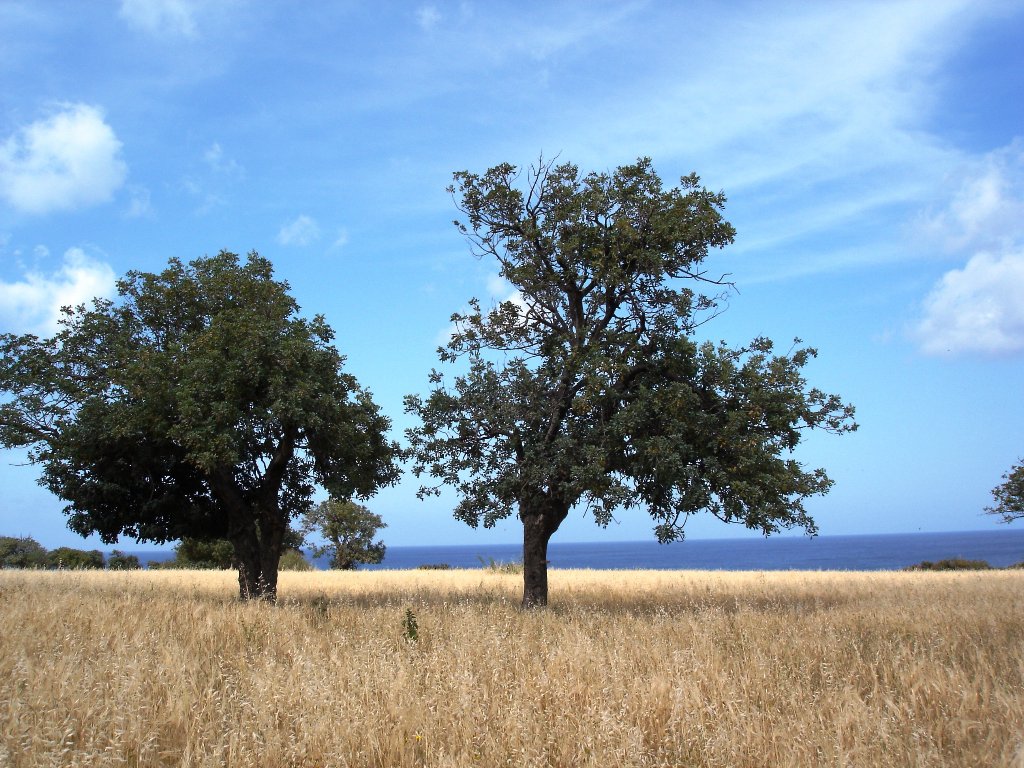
top-left (234, 535), bottom-right (264, 601)
top-left (229, 516), bottom-right (283, 602)
top-left (256, 513), bottom-right (285, 603)
top-left (235, 545), bottom-right (281, 601)
top-left (211, 471), bottom-right (275, 602)
top-left (521, 511), bottom-right (551, 608)
top-left (520, 497), bottom-right (569, 608)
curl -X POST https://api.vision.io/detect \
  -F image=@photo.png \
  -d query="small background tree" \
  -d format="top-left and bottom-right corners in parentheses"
top-left (300, 498), bottom-right (387, 569)
top-left (278, 548), bottom-right (313, 571)
top-left (157, 538), bottom-right (238, 570)
top-left (47, 547), bottom-right (104, 569)
top-left (0, 536), bottom-right (48, 568)
top-left (107, 550), bottom-right (141, 570)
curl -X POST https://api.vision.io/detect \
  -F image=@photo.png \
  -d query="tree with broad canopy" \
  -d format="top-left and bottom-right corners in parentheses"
top-left (405, 157), bottom-right (858, 607)
top-left (0, 251), bottom-right (399, 601)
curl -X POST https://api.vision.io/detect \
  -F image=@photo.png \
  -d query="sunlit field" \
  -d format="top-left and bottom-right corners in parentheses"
top-left (1, 568), bottom-right (1021, 767)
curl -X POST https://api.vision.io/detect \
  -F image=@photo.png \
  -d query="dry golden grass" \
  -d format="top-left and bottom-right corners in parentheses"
top-left (1, 567), bottom-right (1022, 767)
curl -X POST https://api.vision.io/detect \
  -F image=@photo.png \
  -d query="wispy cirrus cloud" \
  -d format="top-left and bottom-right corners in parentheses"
top-left (203, 142), bottom-right (243, 177)
top-left (416, 5), bottom-right (441, 31)
top-left (119, 0), bottom-right (199, 37)
top-left (277, 214), bottom-right (321, 247)
top-left (0, 104), bottom-right (127, 215)
top-left (918, 141), bottom-right (1024, 254)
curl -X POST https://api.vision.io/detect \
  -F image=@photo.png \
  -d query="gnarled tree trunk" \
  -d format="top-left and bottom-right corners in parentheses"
top-left (233, 539), bottom-right (283, 601)
top-left (520, 496), bottom-right (569, 608)
top-left (215, 472), bottom-right (286, 602)
top-left (231, 528), bottom-right (272, 601)
top-left (256, 510), bottom-right (286, 602)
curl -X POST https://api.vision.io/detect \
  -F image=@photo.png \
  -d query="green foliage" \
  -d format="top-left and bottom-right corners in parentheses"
top-left (152, 536), bottom-right (310, 571)
top-left (0, 536), bottom-right (48, 568)
top-left (987, 460), bottom-right (1024, 523)
top-left (106, 550), bottom-right (141, 570)
top-left (0, 251), bottom-right (399, 600)
top-left (905, 558), bottom-right (993, 571)
top-left (301, 498), bottom-right (387, 570)
top-left (405, 157), bottom-right (857, 605)
top-left (146, 558), bottom-right (178, 570)
top-left (47, 547), bottom-right (104, 569)
top-left (278, 548), bottom-right (313, 571)
top-left (402, 608), bottom-right (419, 642)
top-left (416, 563), bottom-right (451, 570)
top-left (174, 538), bottom-right (237, 569)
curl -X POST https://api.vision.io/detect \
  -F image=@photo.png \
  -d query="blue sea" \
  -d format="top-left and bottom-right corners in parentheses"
top-left (134, 529), bottom-right (1024, 571)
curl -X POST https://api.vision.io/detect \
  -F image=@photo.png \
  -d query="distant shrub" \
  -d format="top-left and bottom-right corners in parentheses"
top-left (147, 558), bottom-right (186, 570)
top-left (905, 558), bottom-right (992, 571)
top-left (0, 536), bottom-right (48, 568)
top-left (478, 556), bottom-right (523, 575)
top-left (279, 548), bottom-right (313, 571)
top-left (107, 550), bottom-right (141, 570)
top-left (47, 547), bottom-right (104, 570)
top-left (417, 563), bottom-right (451, 570)
top-left (174, 538), bottom-right (238, 569)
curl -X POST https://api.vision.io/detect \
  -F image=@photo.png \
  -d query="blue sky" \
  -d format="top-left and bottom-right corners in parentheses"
top-left (1, 0), bottom-right (1022, 550)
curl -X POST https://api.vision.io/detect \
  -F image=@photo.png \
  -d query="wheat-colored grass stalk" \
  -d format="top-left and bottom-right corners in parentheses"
top-left (1, 568), bottom-right (1021, 767)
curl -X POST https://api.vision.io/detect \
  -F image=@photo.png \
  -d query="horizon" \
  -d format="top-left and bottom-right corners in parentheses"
top-left (15, 525), bottom-right (1020, 556)
top-left (1, 1), bottom-right (1023, 551)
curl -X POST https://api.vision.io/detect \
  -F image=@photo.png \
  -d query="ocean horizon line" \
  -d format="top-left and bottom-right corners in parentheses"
top-left (109, 528), bottom-right (1024, 572)
top-left (96, 525), bottom-right (1018, 554)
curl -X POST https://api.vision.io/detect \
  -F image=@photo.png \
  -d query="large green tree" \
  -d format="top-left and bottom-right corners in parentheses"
top-left (406, 158), bottom-right (857, 607)
top-left (987, 460), bottom-right (1024, 523)
top-left (0, 251), bottom-right (399, 600)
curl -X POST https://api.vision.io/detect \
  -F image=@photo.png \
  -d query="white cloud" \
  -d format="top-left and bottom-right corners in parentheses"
top-left (486, 273), bottom-right (512, 299)
top-left (276, 215), bottom-right (321, 247)
top-left (331, 228), bottom-right (350, 249)
top-left (203, 142), bottom-right (243, 176)
top-left (436, 273), bottom-right (519, 347)
top-left (918, 141), bottom-right (1024, 253)
top-left (119, 0), bottom-right (198, 37)
top-left (0, 249), bottom-right (116, 335)
top-left (125, 185), bottom-right (153, 218)
top-left (914, 251), bottom-right (1024, 356)
top-left (0, 104), bottom-right (127, 215)
top-left (912, 140), bottom-right (1024, 357)
top-left (416, 5), bottom-right (441, 30)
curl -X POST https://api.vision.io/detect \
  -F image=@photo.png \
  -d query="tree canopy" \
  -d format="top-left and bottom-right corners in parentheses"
top-left (300, 498), bottom-right (387, 569)
top-left (47, 546), bottom-right (105, 569)
top-left (0, 251), bottom-right (399, 600)
top-left (987, 460), bottom-right (1024, 523)
top-left (406, 157), bottom-right (857, 606)
top-left (106, 550), bottom-right (141, 570)
top-left (0, 536), bottom-right (48, 568)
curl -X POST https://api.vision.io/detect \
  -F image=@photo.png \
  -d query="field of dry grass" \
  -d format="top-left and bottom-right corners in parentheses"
top-left (0, 567), bottom-right (1021, 767)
